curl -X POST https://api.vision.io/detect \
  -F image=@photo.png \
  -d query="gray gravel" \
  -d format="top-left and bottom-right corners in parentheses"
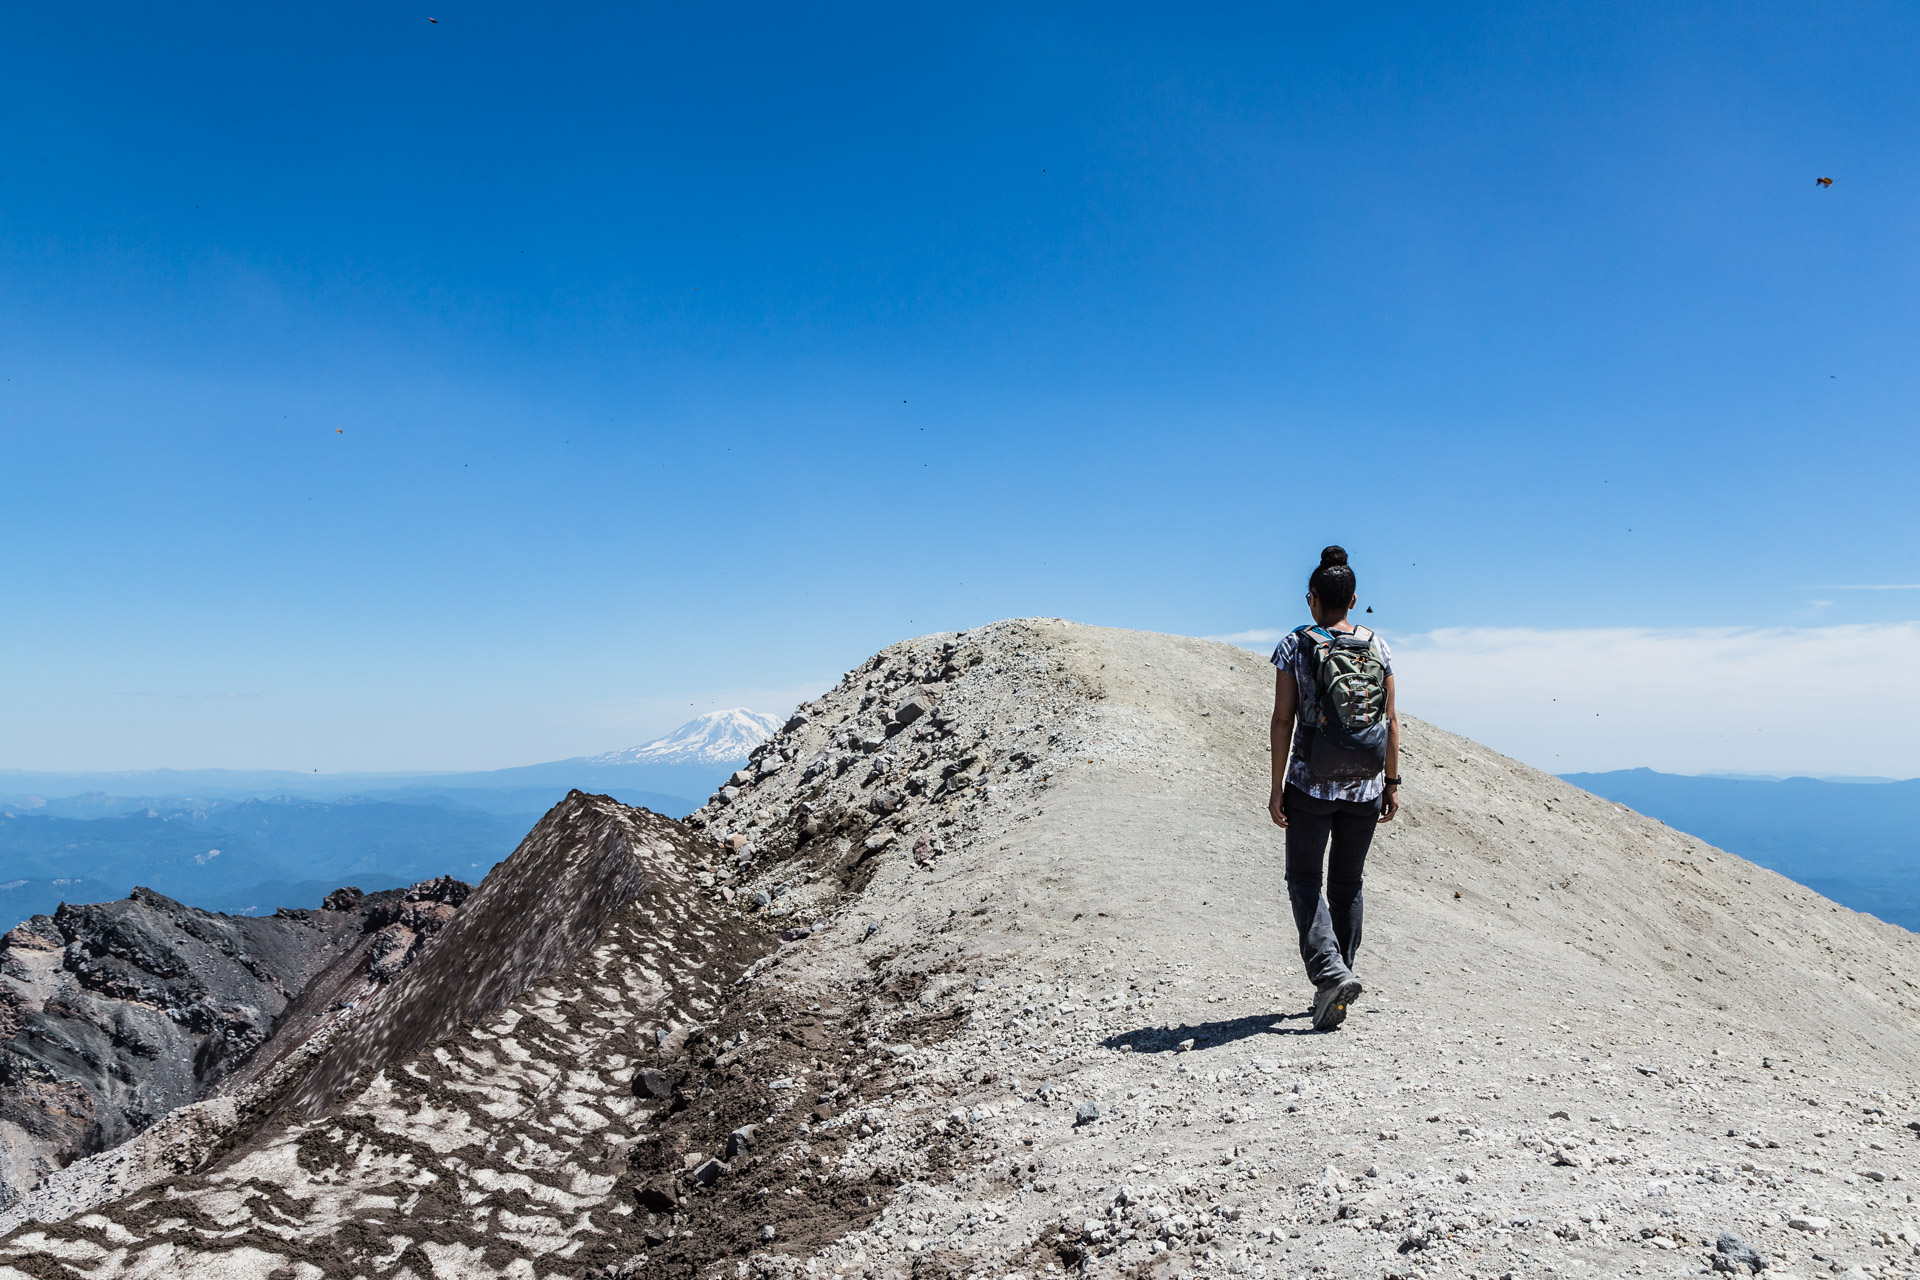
top-left (4, 618), bottom-right (1919, 1280)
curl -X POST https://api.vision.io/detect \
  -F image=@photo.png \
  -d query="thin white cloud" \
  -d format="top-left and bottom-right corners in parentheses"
top-left (1386, 623), bottom-right (1920, 778)
top-left (1205, 628), bottom-right (1287, 647)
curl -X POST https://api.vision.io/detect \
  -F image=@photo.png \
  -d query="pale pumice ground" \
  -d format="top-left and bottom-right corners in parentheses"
top-left (4, 619), bottom-right (1918, 1280)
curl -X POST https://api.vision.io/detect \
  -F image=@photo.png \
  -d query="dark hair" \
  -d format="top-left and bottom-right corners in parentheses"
top-left (1308, 545), bottom-right (1356, 609)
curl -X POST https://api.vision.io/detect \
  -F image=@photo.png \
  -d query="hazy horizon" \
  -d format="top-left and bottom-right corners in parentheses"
top-left (14, 617), bottom-right (1920, 778)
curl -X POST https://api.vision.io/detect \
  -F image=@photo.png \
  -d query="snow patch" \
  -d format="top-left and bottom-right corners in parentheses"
top-left (588, 709), bottom-right (781, 767)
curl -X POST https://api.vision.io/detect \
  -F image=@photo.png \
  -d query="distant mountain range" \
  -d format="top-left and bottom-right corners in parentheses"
top-left (0, 800), bottom-right (519, 925)
top-left (15, 719), bottom-right (1915, 940)
top-left (1564, 768), bottom-right (1920, 931)
top-left (0, 710), bottom-right (780, 926)
top-left (0, 708), bottom-right (780, 815)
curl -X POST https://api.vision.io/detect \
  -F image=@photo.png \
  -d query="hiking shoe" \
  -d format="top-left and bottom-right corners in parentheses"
top-left (1312, 977), bottom-right (1363, 1031)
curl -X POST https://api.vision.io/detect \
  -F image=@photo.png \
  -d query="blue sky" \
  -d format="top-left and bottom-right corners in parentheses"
top-left (4, 3), bottom-right (1919, 773)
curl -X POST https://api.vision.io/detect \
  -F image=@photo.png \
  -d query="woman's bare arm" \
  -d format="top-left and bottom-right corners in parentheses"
top-left (1269, 668), bottom-right (1296, 827)
top-left (1380, 673), bottom-right (1400, 822)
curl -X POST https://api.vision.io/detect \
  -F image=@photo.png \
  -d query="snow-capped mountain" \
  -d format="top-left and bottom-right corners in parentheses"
top-left (588, 709), bottom-right (782, 768)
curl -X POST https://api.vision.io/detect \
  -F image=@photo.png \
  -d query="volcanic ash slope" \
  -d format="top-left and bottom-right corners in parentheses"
top-left (5, 618), bottom-right (1920, 1280)
top-left (685, 619), bottom-right (1920, 1280)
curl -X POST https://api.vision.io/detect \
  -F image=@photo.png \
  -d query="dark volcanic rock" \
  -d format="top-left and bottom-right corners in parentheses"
top-left (633, 1067), bottom-right (675, 1099)
top-left (366, 924), bottom-right (417, 980)
top-left (0, 877), bottom-right (469, 1207)
top-left (320, 886), bottom-right (364, 912)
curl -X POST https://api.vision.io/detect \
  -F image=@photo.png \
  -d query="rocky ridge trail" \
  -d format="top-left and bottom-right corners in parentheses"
top-left (672, 619), bottom-right (1920, 1280)
top-left (3, 619), bottom-right (1919, 1280)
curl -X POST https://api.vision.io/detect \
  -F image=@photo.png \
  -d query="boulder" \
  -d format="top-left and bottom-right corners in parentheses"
top-left (888, 687), bottom-right (938, 732)
top-left (367, 924), bottom-right (417, 980)
top-left (633, 1068), bottom-right (675, 1100)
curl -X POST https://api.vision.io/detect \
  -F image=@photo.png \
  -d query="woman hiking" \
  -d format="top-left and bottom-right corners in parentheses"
top-left (1267, 545), bottom-right (1400, 1031)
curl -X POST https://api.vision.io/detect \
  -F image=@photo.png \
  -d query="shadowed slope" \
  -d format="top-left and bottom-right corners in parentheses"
top-left (276, 790), bottom-right (661, 1120)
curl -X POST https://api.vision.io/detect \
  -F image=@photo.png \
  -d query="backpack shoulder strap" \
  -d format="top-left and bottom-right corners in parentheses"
top-left (1348, 626), bottom-right (1389, 662)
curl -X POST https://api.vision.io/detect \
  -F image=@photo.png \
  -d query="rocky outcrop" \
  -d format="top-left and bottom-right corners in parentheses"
top-left (358, 875), bottom-right (468, 979)
top-left (0, 877), bottom-right (468, 1207)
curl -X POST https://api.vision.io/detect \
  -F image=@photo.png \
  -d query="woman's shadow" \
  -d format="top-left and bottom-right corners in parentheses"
top-left (1101, 1007), bottom-right (1322, 1054)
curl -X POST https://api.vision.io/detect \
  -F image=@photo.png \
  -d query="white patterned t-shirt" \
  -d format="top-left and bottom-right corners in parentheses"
top-left (1269, 625), bottom-right (1394, 804)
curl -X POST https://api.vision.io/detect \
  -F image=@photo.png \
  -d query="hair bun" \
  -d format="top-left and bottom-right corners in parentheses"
top-left (1318, 545), bottom-right (1349, 570)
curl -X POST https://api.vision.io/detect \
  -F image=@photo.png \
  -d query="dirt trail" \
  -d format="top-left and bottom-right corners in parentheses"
top-left (4, 619), bottom-right (1918, 1280)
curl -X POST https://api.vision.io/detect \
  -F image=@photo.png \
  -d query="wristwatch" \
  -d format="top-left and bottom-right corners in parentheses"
top-left (1383, 777), bottom-right (1402, 786)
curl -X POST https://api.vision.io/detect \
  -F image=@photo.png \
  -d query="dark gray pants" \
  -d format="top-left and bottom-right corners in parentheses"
top-left (1283, 784), bottom-right (1379, 989)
